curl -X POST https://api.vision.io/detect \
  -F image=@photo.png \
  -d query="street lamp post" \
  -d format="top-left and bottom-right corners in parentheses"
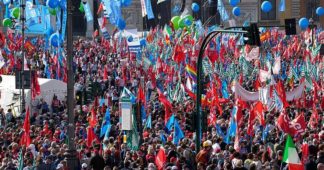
top-left (20, 0), bottom-right (26, 113)
top-left (195, 29), bottom-right (246, 153)
top-left (65, 0), bottom-right (78, 169)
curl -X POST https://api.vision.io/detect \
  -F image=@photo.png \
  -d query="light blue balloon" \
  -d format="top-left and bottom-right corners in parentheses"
top-left (46, 0), bottom-right (59, 9)
top-left (299, 17), bottom-right (309, 30)
top-left (59, 0), bottom-right (66, 10)
top-left (191, 3), bottom-right (199, 12)
top-left (261, 1), bottom-right (272, 13)
top-left (232, 7), bottom-right (240, 16)
top-left (49, 33), bottom-right (59, 47)
top-left (229, 0), bottom-right (239, 7)
top-left (316, 7), bottom-right (324, 16)
top-left (121, 0), bottom-right (132, 7)
top-left (117, 18), bottom-right (126, 30)
top-left (140, 39), bottom-right (146, 46)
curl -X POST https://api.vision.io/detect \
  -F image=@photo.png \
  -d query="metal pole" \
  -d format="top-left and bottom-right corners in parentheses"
top-left (196, 29), bottom-right (246, 153)
top-left (20, 0), bottom-right (26, 113)
top-left (65, 0), bottom-right (77, 169)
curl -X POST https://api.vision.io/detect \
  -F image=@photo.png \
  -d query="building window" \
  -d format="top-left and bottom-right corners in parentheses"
top-left (260, 0), bottom-right (276, 20)
top-left (306, 0), bottom-right (319, 21)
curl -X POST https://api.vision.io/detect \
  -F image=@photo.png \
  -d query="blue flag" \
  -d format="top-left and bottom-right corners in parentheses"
top-left (279, 0), bottom-right (285, 12)
top-left (145, 0), bottom-right (154, 19)
top-left (160, 133), bottom-right (166, 144)
top-left (262, 124), bottom-right (270, 142)
top-left (225, 107), bottom-right (237, 144)
top-left (100, 108), bottom-right (111, 138)
top-left (165, 114), bottom-right (175, 131)
top-left (215, 124), bottom-right (226, 139)
top-left (145, 114), bottom-right (152, 129)
top-left (173, 119), bottom-right (184, 145)
top-left (141, 105), bottom-right (147, 122)
top-left (221, 80), bottom-right (229, 99)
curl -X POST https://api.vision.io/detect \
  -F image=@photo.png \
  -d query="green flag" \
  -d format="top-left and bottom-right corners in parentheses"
top-left (283, 135), bottom-right (303, 170)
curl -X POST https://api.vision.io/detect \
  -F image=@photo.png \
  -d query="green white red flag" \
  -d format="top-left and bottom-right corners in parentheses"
top-left (283, 135), bottom-right (303, 170)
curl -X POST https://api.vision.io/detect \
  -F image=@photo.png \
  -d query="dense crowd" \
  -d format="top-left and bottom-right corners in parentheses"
top-left (0, 25), bottom-right (323, 170)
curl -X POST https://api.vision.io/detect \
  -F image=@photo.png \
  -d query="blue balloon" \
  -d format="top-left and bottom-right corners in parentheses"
top-left (49, 33), bottom-right (59, 47)
top-left (316, 7), bottom-right (324, 16)
top-left (261, 1), bottom-right (272, 13)
top-left (140, 39), bottom-right (146, 46)
top-left (121, 0), bottom-right (132, 7)
top-left (46, 0), bottom-right (59, 9)
top-left (184, 18), bottom-right (192, 26)
top-left (117, 18), bottom-right (126, 30)
top-left (59, 0), bottom-right (66, 10)
top-left (229, 0), bottom-right (239, 7)
top-left (128, 36), bottom-right (133, 42)
top-left (299, 17), bottom-right (309, 30)
top-left (232, 7), bottom-right (240, 16)
top-left (191, 3), bottom-right (200, 12)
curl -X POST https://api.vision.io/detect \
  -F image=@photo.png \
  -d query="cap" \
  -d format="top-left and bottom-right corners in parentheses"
top-left (203, 140), bottom-right (212, 147)
top-left (81, 163), bottom-right (87, 168)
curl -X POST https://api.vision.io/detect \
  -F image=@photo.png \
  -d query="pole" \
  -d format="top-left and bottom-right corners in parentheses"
top-left (196, 29), bottom-right (246, 153)
top-left (20, 0), bottom-right (26, 113)
top-left (65, 0), bottom-right (77, 169)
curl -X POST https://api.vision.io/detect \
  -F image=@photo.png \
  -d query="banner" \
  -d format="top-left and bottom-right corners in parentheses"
top-left (145, 0), bottom-right (154, 19)
top-left (83, 1), bottom-right (93, 22)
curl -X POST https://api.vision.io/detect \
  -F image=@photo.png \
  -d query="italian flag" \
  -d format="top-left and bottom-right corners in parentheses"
top-left (283, 135), bottom-right (304, 170)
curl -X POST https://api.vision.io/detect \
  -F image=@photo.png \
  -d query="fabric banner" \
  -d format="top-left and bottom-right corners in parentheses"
top-left (145, 0), bottom-right (154, 19)
top-left (102, 0), bottom-right (111, 18)
top-left (233, 82), bottom-right (305, 102)
top-left (140, 0), bottom-right (147, 17)
top-left (98, 18), bottom-right (110, 40)
top-left (217, 0), bottom-right (229, 21)
top-left (61, 9), bottom-right (67, 41)
top-left (83, 1), bottom-right (93, 22)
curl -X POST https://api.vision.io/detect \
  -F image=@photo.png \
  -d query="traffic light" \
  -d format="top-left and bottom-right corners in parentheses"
top-left (243, 23), bottom-right (261, 46)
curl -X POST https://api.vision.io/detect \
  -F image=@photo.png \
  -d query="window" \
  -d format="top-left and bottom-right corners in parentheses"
top-left (260, 0), bottom-right (276, 20)
top-left (306, 0), bottom-right (319, 21)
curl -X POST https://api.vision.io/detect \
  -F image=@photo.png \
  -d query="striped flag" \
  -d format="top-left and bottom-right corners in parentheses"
top-left (283, 135), bottom-right (304, 170)
top-left (185, 64), bottom-right (197, 82)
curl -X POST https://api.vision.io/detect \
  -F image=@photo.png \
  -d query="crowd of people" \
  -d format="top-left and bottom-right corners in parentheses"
top-left (0, 24), bottom-right (323, 170)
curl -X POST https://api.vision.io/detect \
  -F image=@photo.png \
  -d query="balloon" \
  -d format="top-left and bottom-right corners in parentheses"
top-left (232, 7), bottom-right (240, 16)
top-left (316, 7), bottom-right (324, 16)
top-left (121, 0), bottom-right (132, 7)
top-left (299, 17), bottom-right (309, 30)
top-left (49, 33), bottom-right (60, 47)
top-left (184, 18), bottom-right (192, 26)
top-left (261, 1), bottom-right (272, 13)
top-left (2, 18), bottom-right (12, 27)
top-left (59, 0), bottom-right (66, 10)
top-left (117, 18), bottom-right (126, 30)
top-left (11, 7), bottom-right (20, 19)
top-left (48, 8), bottom-right (57, 15)
top-left (79, 2), bottom-right (85, 13)
top-left (229, 0), bottom-right (239, 7)
top-left (128, 36), bottom-right (133, 42)
top-left (171, 16), bottom-right (180, 30)
top-left (46, 0), bottom-right (59, 9)
top-left (140, 39), bottom-right (146, 46)
top-left (191, 3), bottom-right (199, 12)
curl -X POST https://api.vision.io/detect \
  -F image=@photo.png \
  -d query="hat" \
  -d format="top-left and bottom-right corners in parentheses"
top-left (203, 140), bottom-right (212, 147)
top-left (81, 163), bottom-right (87, 168)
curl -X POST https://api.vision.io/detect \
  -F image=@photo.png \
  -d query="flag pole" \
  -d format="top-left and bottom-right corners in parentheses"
top-left (65, 0), bottom-right (78, 169)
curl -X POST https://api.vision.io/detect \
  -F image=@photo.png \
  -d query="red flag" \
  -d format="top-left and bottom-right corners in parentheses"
top-left (88, 107), bottom-right (98, 128)
top-left (276, 81), bottom-right (288, 108)
top-left (86, 126), bottom-right (97, 148)
top-left (137, 84), bottom-right (145, 104)
top-left (155, 147), bottom-right (166, 170)
top-left (103, 66), bottom-right (108, 81)
top-left (24, 40), bottom-right (36, 54)
top-left (97, 3), bottom-right (103, 15)
top-left (277, 111), bottom-right (292, 135)
top-left (309, 105), bottom-right (319, 128)
top-left (254, 101), bottom-right (265, 126)
top-left (20, 108), bottom-right (31, 146)
top-left (247, 107), bottom-right (257, 136)
top-left (291, 113), bottom-right (306, 136)
top-left (301, 143), bottom-right (309, 164)
top-left (31, 71), bottom-right (41, 100)
top-left (157, 89), bottom-right (172, 123)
